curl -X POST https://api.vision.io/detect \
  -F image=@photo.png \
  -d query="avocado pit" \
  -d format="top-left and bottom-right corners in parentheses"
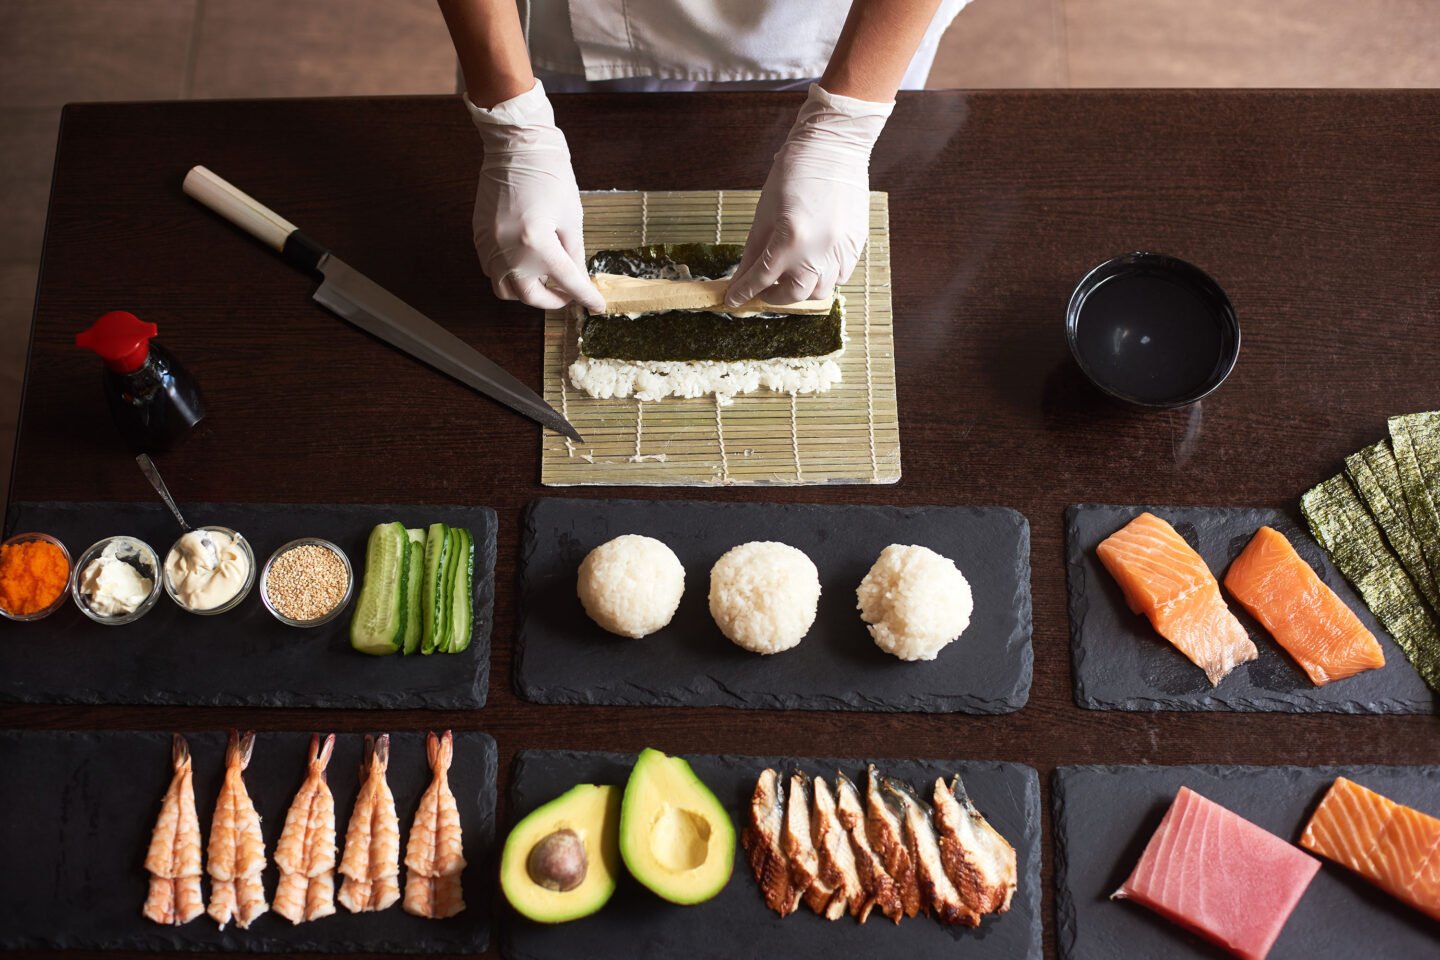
top-left (527, 829), bottom-right (588, 892)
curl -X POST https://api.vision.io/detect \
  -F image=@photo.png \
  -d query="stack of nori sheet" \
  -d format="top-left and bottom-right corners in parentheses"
top-left (1302, 411), bottom-right (1440, 691)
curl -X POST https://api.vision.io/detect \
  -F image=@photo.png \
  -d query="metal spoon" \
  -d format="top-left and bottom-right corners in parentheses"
top-left (136, 454), bottom-right (217, 563)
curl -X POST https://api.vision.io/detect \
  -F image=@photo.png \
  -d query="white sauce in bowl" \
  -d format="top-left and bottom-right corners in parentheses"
top-left (165, 529), bottom-right (249, 611)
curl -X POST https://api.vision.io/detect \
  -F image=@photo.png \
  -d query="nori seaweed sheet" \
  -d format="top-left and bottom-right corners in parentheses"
top-left (580, 302), bottom-right (844, 361)
top-left (1345, 441), bottom-right (1440, 611)
top-left (581, 242), bottom-right (845, 362)
top-left (1388, 414), bottom-right (1440, 599)
top-left (1404, 412), bottom-right (1440, 483)
top-left (587, 243), bottom-right (747, 281)
top-left (1302, 474), bottom-right (1440, 692)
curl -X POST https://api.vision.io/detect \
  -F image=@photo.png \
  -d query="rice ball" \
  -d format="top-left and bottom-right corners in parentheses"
top-left (857, 544), bottom-right (973, 662)
top-left (577, 535), bottom-right (685, 639)
top-left (708, 542), bottom-right (821, 655)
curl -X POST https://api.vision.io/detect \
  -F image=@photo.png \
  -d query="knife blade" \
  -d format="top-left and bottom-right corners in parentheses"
top-left (182, 165), bottom-right (582, 442)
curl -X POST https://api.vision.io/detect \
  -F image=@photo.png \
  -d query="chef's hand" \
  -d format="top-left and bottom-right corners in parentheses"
top-left (466, 79), bottom-right (605, 313)
top-left (725, 84), bottom-right (894, 308)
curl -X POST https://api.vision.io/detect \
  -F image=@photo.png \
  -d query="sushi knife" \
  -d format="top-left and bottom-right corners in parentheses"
top-left (181, 165), bottom-right (583, 443)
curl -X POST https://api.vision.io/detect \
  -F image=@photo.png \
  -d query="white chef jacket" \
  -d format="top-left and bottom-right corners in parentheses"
top-left (522, 0), bottom-right (971, 91)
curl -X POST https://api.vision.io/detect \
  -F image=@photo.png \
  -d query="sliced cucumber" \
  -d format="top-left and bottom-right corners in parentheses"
top-left (434, 526), bottom-right (460, 654)
top-left (448, 527), bottom-right (475, 653)
top-left (422, 522), bottom-right (451, 655)
top-left (349, 522), bottom-right (408, 656)
top-left (401, 529), bottom-right (424, 655)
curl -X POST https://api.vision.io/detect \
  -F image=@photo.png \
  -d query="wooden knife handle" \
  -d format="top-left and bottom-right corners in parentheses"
top-left (183, 165), bottom-right (327, 272)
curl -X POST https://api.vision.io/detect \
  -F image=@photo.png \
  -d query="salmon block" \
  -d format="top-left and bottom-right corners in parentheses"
top-left (1114, 787), bottom-right (1320, 960)
top-left (1300, 777), bottom-right (1440, 922)
top-left (1096, 512), bottom-right (1258, 685)
top-left (1224, 527), bottom-right (1386, 685)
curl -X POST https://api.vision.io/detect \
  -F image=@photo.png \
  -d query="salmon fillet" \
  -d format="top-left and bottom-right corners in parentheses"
top-left (1224, 527), bottom-right (1385, 685)
top-left (1299, 777), bottom-right (1440, 922)
top-left (1114, 786), bottom-right (1320, 960)
top-left (1096, 512), bottom-right (1258, 685)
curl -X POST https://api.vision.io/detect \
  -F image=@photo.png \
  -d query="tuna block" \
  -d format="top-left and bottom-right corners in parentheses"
top-left (1113, 786), bottom-right (1320, 960)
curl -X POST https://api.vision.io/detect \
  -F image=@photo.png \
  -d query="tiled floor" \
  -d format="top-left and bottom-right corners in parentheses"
top-left (2, 0), bottom-right (1437, 512)
top-left (188, 0), bottom-right (456, 99)
top-left (928, 0), bottom-right (1440, 88)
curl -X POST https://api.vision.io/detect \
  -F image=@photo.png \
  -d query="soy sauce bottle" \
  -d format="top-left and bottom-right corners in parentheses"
top-left (76, 311), bottom-right (206, 453)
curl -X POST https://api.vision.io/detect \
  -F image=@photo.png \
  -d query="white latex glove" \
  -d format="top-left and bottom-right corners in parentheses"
top-left (466, 79), bottom-right (605, 313)
top-left (725, 84), bottom-right (894, 308)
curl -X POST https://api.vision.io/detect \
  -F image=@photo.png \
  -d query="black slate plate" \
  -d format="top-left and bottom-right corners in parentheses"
top-left (1065, 504), bottom-right (1437, 712)
top-left (518, 498), bottom-right (1032, 713)
top-left (501, 750), bottom-right (1041, 960)
top-left (1053, 763), bottom-right (1440, 960)
top-left (0, 729), bottom-right (497, 953)
top-left (1, 501), bottom-right (496, 708)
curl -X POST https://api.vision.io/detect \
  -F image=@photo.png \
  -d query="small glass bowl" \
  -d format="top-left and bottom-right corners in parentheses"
top-left (71, 535), bottom-right (163, 625)
top-left (0, 532), bottom-right (73, 622)
top-left (163, 525), bottom-right (256, 615)
top-left (259, 538), bottom-right (354, 628)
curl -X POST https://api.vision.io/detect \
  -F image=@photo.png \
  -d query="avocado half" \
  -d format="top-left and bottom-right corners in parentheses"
top-left (619, 748), bottom-right (736, 905)
top-left (501, 783), bottom-right (621, 923)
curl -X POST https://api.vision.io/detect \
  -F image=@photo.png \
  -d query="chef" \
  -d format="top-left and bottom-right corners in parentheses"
top-left (438, 0), bottom-right (968, 313)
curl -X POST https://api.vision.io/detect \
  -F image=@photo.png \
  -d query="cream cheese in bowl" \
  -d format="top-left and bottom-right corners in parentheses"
top-left (83, 553), bottom-right (151, 614)
top-left (75, 536), bottom-right (160, 622)
top-left (164, 527), bottom-right (254, 614)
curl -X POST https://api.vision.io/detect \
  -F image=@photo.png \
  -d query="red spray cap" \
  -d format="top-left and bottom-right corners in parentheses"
top-left (76, 311), bottom-right (158, 373)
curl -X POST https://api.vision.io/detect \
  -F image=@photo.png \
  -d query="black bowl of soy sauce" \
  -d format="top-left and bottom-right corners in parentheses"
top-left (1066, 253), bottom-right (1240, 408)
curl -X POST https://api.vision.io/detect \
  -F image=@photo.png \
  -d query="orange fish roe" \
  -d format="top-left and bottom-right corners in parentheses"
top-left (0, 540), bottom-right (70, 616)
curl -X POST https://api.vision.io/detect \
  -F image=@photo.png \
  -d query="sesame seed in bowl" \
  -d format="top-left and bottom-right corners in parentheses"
top-left (260, 539), bottom-right (354, 628)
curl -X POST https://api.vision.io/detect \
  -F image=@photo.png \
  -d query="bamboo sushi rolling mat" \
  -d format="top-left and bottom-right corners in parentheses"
top-left (541, 190), bottom-right (901, 486)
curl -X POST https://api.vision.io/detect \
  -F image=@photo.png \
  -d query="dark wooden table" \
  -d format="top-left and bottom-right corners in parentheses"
top-left (8, 90), bottom-right (1440, 959)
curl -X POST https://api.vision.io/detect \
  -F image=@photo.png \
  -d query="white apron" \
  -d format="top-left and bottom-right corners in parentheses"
top-left (523, 0), bottom-right (971, 91)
